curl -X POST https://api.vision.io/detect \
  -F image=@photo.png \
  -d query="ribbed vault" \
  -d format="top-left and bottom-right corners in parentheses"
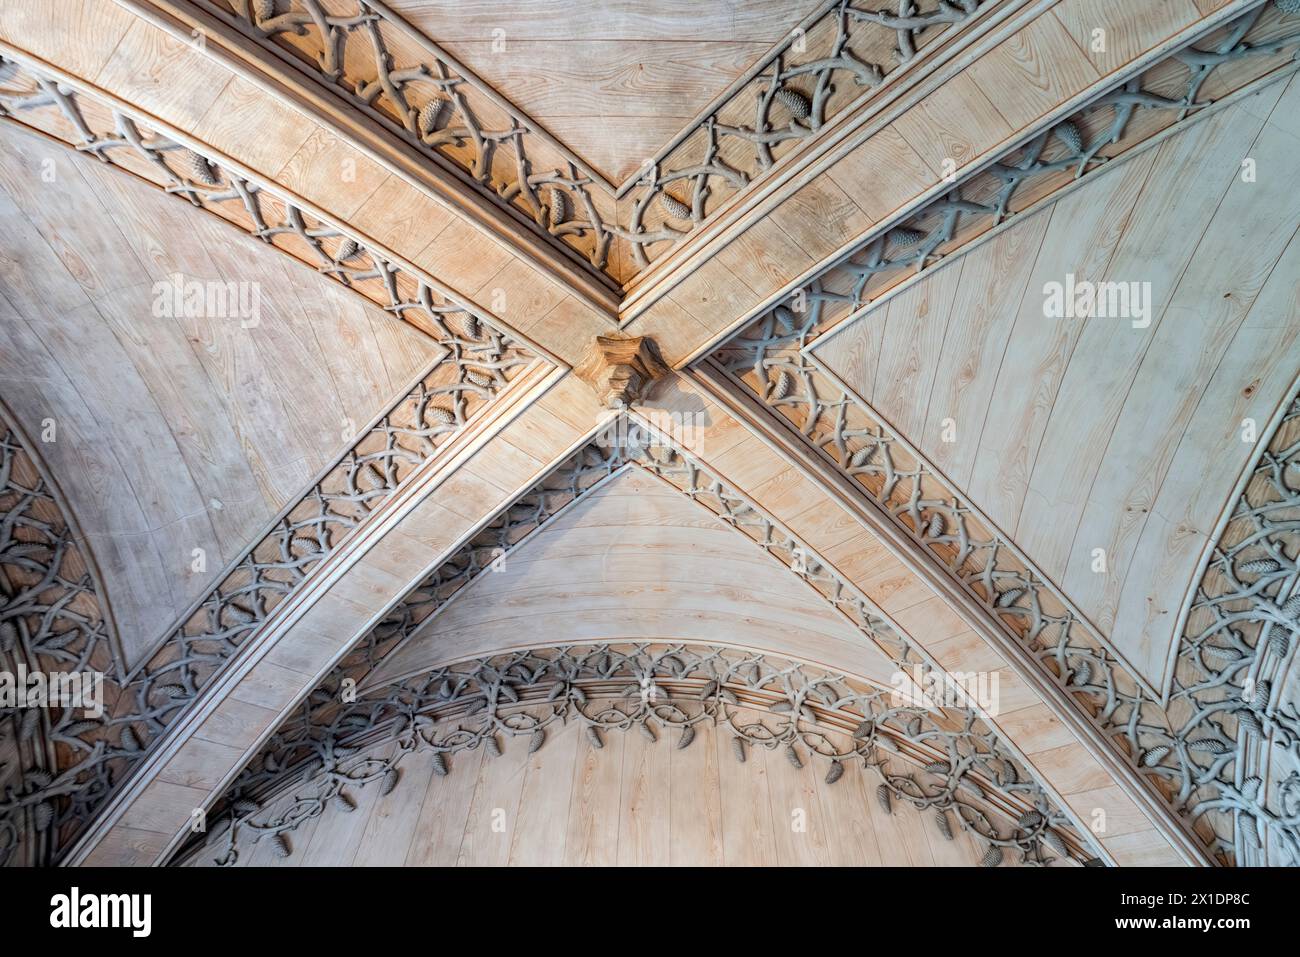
top-left (1, 0), bottom-right (1297, 869)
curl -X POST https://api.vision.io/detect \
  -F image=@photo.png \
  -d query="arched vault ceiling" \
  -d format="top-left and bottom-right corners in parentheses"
top-left (3, 0), bottom-right (1300, 870)
top-left (364, 466), bottom-right (904, 688)
top-left (806, 75), bottom-right (1300, 695)
top-left (0, 119), bottom-right (446, 666)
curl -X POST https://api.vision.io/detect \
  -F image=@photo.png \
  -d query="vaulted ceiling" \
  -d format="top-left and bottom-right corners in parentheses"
top-left (1, 0), bottom-right (1298, 870)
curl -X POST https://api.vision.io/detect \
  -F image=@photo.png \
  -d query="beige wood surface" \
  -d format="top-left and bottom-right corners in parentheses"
top-left (387, 0), bottom-right (824, 184)
top-left (811, 77), bottom-right (1300, 694)
top-left (366, 468), bottom-right (904, 688)
top-left (0, 121), bottom-right (443, 666)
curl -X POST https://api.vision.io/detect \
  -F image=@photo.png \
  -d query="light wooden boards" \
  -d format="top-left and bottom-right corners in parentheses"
top-left (0, 121), bottom-right (443, 666)
top-left (811, 76), bottom-right (1300, 694)
top-left (365, 467), bottom-right (904, 688)
top-left (388, 0), bottom-right (825, 184)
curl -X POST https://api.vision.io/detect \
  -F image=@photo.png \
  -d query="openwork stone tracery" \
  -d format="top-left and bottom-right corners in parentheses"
top-left (179, 643), bottom-right (1093, 868)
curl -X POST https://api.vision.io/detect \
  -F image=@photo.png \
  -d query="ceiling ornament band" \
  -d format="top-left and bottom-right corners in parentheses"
top-left (189, 417), bottom-right (1104, 866)
top-left (717, 3), bottom-right (1300, 357)
top-left (0, 407), bottom-right (115, 867)
top-left (197, 0), bottom-right (1002, 278)
top-left (179, 642), bottom-right (1097, 868)
top-left (1176, 390), bottom-right (1300, 866)
top-left (0, 52), bottom-right (528, 357)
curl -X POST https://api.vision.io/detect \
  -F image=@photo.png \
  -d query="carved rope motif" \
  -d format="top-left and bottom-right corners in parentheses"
top-left (180, 643), bottom-right (1094, 868)
top-left (0, 57), bottom-right (536, 865)
top-left (718, 5), bottom-right (1300, 354)
top-left (189, 419), bottom-right (1101, 866)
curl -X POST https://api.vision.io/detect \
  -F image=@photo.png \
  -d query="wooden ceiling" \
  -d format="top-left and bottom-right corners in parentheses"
top-left (1, 0), bottom-right (1299, 870)
top-left (386, 0), bottom-right (826, 185)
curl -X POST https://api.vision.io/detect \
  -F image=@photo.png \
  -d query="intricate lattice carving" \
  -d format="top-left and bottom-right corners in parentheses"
top-left (0, 56), bottom-right (538, 865)
top-left (203, 0), bottom-right (622, 275)
top-left (179, 643), bottom-right (1095, 868)
top-left (720, 5), bottom-right (1300, 353)
top-left (187, 418), bottom-right (1105, 866)
top-left (714, 267), bottom-right (1300, 863)
top-left (191, 1), bottom-right (1004, 276)
top-left (0, 413), bottom-right (115, 868)
top-left (620, 0), bottom-right (991, 269)
top-left (1178, 393), bottom-right (1300, 866)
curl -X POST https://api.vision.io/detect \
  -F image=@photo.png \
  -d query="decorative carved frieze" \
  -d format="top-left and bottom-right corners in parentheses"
top-left (0, 56), bottom-right (539, 865)
top-left (0, 411), bottom-right (115, 868)
top-left (713, 287), bottom-right (1300, 864)
top-left (201, 0), bottom-right (624, 276)
top-left (621, 0), bottom-right (993, 270)
top-left (191, 0), bottom-right (1001, 278)
top-left (574, 335), bottom-right (671, 409)
top-left (0, 54), bottom-right (529, 355)
top-left (1178, 393), bottom-right (1300, 866)
top-left (178, 643), bottom-right (1095, 868)
top-left (184, 417), bottom-right (1103, 867)
top-left (719, 4), bottom-right (1300, 355)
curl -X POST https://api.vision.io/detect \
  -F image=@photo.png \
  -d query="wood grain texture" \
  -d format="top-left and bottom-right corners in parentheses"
top-left (366, 468), bottom-right (904, 688)
top-left (386, 0), bottom-right (824, 183)
top-left (0, 122), bottom-right (443, 665)
top-left (811, 80), bottom-right (1300, 694)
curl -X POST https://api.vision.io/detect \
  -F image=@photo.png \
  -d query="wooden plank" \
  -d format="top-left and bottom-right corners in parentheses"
top-left (964, 149), bottom-right (1155, 535)
top-left (404, 747), bottom-right (484, 865)
top-left (457, 738), bottom-right (526, 865)
top-left (871, 255), bottom-right (964, 441)
top-left (509, 719), bottom-right (581, 865)
top-left (893, 72), bottom-right (1014, 172)
top-left (617, 714), bottom-right (670, 865)
top-left (668, 719), bottom-right (723, 865)
top-left (824, 124), bottom-right (934, 222)
top-left (966, 12), bottom-right (1100, 130)
top-left (1015, 91), bottom-right (1275, 585)
top-left (563, 724), bottom-right (625, 866)
top-left (716, 723), bottom-right (778, 865)
top-left (1052, 0), bottom-right (1203, 76)
top-left (95, 20), bottom-right (234, 133)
